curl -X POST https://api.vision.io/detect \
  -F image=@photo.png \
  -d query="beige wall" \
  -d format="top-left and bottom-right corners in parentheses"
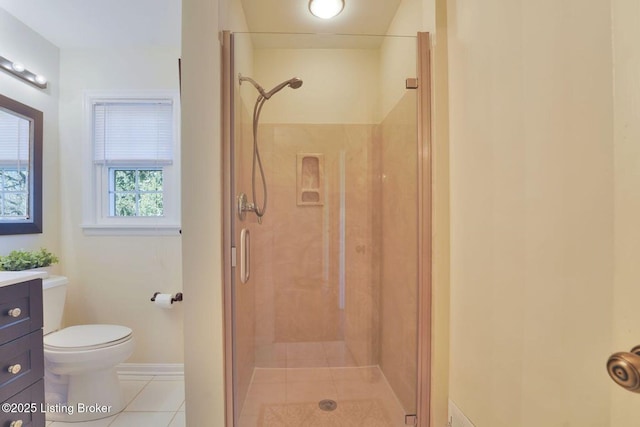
top-left (380, 0), bottom-right (421, 118)
top-left (0, 8), bottom-right (61, 262)
top-left (611, 0), bottom-right (640, 423)
top-left (253, 49), bottom-right (380, 124)
top-left (181, 0), bottom-right (225, 425)
top-left (447, 0), bottom-right (614, 426)
top-left (58, 47), bottom-right (183, 364)
top-left (431, 2), bottom-right (450, 426)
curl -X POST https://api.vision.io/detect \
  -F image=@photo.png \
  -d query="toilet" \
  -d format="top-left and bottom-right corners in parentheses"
top-left (42, 276), bottom-right (134, 422)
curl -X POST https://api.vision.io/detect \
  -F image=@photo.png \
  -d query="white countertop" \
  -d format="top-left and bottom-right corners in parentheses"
top-left (0, 271), bottom-right (48, 288)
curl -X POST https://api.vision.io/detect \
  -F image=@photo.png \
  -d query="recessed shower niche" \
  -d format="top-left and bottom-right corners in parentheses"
top-left (297, 153), bottom-right (324, 205)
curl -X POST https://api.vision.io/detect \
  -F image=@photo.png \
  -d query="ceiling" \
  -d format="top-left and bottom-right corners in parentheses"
top-left (0, 0), bottom-right (181, 49)
top-left (239, 0), bottom-right (402, 36)
top-left (0, 0), bottom-right (401, 49)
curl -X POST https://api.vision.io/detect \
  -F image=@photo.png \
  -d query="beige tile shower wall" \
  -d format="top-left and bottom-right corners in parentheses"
top-left (247, 124), bottom-right (378, 362)
top-left (344, 125), bottom-right (381, 367)
top-left (379, 91), bottom-right (418, 413)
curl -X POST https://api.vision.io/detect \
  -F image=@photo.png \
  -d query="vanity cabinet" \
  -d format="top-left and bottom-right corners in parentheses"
top-left (0, 278), bottom-right (45, 427)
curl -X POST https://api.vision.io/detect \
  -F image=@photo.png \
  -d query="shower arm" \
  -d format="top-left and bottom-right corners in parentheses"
top-left (238, 74), bottom-right (268, 99)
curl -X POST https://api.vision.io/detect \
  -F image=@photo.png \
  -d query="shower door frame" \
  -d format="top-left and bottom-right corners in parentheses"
top-left (221, 30), bottom-right (434, 427)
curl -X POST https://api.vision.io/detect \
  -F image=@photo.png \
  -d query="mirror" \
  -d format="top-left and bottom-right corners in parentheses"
top-left (0, 94), bottom-right (42, 234)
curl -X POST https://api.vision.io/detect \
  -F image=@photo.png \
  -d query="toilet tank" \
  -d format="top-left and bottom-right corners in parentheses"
top-left (42, 275), bottom-right (68, 335)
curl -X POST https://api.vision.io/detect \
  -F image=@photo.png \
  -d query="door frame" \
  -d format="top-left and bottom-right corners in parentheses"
top-left (221, 30), bottom-right (235, 427)
top-left (416, 31), bottom-right (433, 427)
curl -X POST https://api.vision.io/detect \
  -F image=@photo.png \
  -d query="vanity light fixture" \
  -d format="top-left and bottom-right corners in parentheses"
top-left (0, 55), bottom-right (47, 89)
top-left (309, 0), bottom-right (345, 19)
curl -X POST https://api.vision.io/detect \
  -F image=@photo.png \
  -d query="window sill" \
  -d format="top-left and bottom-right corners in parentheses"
top-left (81, 224), bottom-right (181, 236)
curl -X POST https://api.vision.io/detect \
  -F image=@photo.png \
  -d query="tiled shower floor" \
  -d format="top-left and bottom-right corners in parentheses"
top-left (239, 366), bottom-right (407, 427)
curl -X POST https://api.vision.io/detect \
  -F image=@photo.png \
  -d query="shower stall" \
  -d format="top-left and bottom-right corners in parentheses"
top-left (222, 31), bottom-right (432, 427)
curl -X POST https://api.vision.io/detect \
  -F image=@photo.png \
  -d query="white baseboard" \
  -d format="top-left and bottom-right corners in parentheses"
top-left (449, 399), bottom-right (475, 427)
top-left (117, 363), bottom-right (184, 376)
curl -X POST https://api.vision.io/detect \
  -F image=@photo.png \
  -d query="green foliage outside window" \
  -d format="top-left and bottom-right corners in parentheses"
top-left (111, 169), bottom-right (163, 217)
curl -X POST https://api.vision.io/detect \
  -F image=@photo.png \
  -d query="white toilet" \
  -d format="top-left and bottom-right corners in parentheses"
top-left (42, 276), bottom-right (134, 422)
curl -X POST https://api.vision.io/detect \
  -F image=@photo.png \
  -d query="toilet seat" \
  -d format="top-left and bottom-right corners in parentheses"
top-left (44, 324), bottom-right (132, 351)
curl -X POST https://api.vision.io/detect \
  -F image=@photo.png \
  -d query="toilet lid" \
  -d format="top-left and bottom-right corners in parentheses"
top-left (44, 325), bottom-right (132, 350)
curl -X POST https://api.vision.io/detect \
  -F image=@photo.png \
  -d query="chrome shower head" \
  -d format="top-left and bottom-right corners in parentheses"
top-left (288, 78), bottom-right (303, 89)
top-left (263, 77), bottom-right (303, 99)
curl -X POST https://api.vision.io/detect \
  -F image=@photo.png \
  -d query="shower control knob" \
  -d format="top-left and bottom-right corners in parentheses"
top-left (7, 364), bottom-right (21, 375)
top-left (607, 346), bottom-right (640, 392)
top-left (7, 308), bottom-right (21, 318)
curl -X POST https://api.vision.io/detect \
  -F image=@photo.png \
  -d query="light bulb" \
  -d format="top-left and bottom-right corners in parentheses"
top-left (11, 62), bottom-right (25, 72)
top-left (35, 75), bottom-right (47, 85)
top-left (309, 0), bottom-right (344, 19)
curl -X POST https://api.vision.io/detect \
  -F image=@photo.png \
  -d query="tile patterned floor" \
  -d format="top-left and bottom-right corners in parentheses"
top-left (43, 344), bottom-right (408, 427)
top-left (239, 366), bottom-right (408, 427)
top-left (45, 375), bottom-right (185, 427)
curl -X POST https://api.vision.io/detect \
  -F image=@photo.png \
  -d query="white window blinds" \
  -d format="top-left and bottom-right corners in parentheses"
top-left (93, 100), bottom-right (173, 165)
top-left (0, 109), bottom-right (30, 167)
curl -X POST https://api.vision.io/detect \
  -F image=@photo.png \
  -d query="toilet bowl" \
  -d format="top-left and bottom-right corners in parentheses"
top-left (42, 277), bottom-right (135, 422)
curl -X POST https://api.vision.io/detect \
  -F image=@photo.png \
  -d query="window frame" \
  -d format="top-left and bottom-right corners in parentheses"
top-left (82, 91), bottom-right (180, 236)
top-left (0, 94), bottom-right (42, 235)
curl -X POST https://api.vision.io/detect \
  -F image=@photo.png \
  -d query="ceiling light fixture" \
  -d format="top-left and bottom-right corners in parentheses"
top-left (0, 55), bottom-right (48, 89)
top-left (309, 0), bottom-right (345, 19)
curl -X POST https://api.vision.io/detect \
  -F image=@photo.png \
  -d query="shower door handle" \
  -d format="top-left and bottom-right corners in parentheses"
top-left (240, 228), bottom-right (250, 283)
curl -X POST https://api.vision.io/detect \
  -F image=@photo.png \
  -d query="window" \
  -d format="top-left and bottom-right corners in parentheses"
top-left (110, 168), bottom-right (163, 217)
top-left (0, 167), bottom-right (28, 218)
top-left (83, 92), bottom-right (180, 235)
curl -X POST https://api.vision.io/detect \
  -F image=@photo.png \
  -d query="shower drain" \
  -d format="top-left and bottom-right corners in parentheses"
top-left (318, 399), bottom-right (338, 411)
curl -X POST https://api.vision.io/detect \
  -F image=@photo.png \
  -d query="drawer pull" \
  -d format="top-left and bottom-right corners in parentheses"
top-left (7, 364), bottom-right (21, 375)
top-left (7, 308), bottom-right (21, 318)
top-left (10, 420), bottom-right (23, 427)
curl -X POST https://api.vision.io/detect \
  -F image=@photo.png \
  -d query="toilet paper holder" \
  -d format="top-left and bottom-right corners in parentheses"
top-left (150, 292), bottom-right (183, 304)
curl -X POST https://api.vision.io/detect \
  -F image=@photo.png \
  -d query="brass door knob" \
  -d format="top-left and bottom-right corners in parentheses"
top-left (10, 420), bottom-right (23, 427)
top-left (607, 345), bottom-right (640, 392)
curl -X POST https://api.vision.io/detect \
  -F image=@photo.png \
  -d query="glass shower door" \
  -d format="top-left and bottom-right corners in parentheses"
top-left (227, 32), bottom-right (422, 427)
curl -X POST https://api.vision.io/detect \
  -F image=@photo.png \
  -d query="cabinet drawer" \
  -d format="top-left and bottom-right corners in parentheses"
top-left (0, 379), bottom-right (44, 427)
top-left (0, 281), bottom-right (43, 346)
top-left (0, 331), bottom-right (43, 403)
